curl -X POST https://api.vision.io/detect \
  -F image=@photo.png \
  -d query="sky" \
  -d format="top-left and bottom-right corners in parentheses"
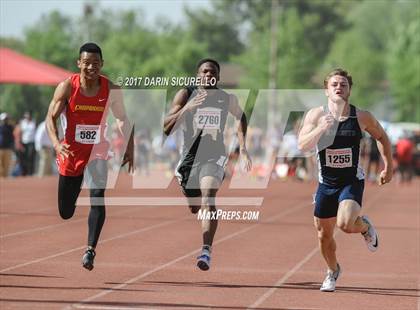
top-left (0, 0), bottom-right (210, 38)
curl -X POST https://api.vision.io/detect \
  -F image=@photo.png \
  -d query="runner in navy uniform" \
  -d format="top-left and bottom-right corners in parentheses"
top-left (298, 69), bottom-right (392, 292)
top-left (164, 59), bottom-right (252, 271)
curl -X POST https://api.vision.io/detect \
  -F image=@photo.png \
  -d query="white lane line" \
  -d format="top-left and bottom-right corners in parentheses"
top-left (0, 207), bottom-right (146, 239)
top-left (1, 197), bottom-right (262, 238)
top-left (248, 246), bottom-right (319, 309)
top-left (0, 197), bottom-right (264, 239)
top-left (248, 188), bottom-right (385, 309)
top-left (78, 197), bottom-right (264, 206)
top-left (73, 306), bottom-right (154, 310)
top-left (68, 200), bottom-right (310, 310)
top-left (0, 207), bottom-right (53, 218)
top-left (0, 218), bottom-right (181, 273)
top-left (0, 198), bottom-right (261, 239)
top-left (1, 218), bottom-right (87, 239)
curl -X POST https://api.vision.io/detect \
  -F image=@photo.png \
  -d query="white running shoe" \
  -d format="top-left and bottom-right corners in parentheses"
top-left (320, 264), bottom-right (341, 292)
top-left (361, 215), bottom-right (379, 252)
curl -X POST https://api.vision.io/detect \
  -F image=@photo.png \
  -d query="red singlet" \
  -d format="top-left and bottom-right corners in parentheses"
top-left (57, 74), bottom-right (110, 176)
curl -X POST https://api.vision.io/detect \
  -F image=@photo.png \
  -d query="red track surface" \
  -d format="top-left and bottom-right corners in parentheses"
top-left (0, 175), bottom-right (419, 310)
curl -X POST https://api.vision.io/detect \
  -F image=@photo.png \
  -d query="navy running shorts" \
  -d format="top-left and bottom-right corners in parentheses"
top-left (314, 179), bottom-right (364, 218)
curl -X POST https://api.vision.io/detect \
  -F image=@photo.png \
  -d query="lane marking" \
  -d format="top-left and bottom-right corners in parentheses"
top-left (0, 218), bottom-right (181, 273)
top-left (68, 200), bottom-right (310, 310)
top-left (78, 197), bottom-right (264, 206)
top-left (0, 207), bottom-right (149, 239)
top-left (248, 188), bottom-right (385, 309)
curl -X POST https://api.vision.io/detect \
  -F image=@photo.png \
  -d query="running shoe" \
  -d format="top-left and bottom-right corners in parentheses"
top-left (82, 248), bottom-right (96, 271)
top-left (361, 215), bottom-right (379, 252)
top-left (197, 250), bottom-right (211, 271)
top-left (320, 263), bottom-right (341, 292)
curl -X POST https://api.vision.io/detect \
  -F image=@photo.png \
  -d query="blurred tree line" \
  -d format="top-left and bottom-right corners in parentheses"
top-left (0, 0), bottom-right (418, 125)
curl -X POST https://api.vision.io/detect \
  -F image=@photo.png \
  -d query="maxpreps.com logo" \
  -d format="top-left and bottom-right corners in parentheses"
top-left (74, 104), bottom-right (105, 112)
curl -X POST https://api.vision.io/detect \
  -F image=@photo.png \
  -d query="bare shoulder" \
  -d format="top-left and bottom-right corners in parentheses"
top-left (356, 108), bottom-right (372, 119)
top-left (61, 77), bottom-right (72, 88)
top-left (228, 93), bottom-right (238, 103)
top-left (48, 78), bottom-right (71, 117)
top-left (172, 88), bottom-right (190, 108)
top-left (356, 108), bottom-right (376, 130)
top-left (228, 93), bottom-right (239, 108)
top-left (228, 93), bottom-right (244, 118)
top-left (304, 106), bottom-right (324, 124)
top-left (108, 79), bottom-right (121, 91)
top-left (55, 78), bottom-right (71, 99)
top-left (107, 80), bottom-right (124, 108)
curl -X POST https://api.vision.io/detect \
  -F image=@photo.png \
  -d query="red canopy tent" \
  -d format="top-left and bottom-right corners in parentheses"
top-left (0, 47), bottom-right (73, 86)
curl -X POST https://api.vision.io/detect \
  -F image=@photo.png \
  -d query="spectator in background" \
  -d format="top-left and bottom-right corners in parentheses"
top-left (135, 129), bottom-right (151, 175)
top-left (110, 123), bottom-right (125, 171)
top-left (13, 122), bottom-right (23, 176)
top-left (396, 132), bottom-right (414, 184)
top-left (164, 134), bottom-right (180, 171)
top-left (267, 122), bottom-right (283, 178)
top-left (249, 126), bottom-right (264, 160)
top-left (35, 120), bottom-right (54, 177)
top-left (281, 119), bottom-right (307, 180)
top-left (0, 113), bottom-right (14, 177)
top-left (365, 135), bottom-right (381, 183)
top-left (19, 111), bottom-right (36, 175)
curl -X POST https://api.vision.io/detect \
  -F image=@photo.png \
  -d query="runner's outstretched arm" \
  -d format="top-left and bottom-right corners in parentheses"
top-left (45, 79), bottom-right (73, 159)
top-left (228, 94), bottom-right (252, 172)
top-left (358, 110), bottom-right (393, 185)
top-left (163, 89), bottom-right (207, 136)
top-left (109, 83), bottom-right (134, 173)
top-left (298, 107), bottom-right (334, 152)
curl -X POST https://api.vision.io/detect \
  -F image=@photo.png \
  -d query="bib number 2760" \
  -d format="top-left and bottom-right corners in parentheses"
top-left (195, 108), bottom-right (222, 130)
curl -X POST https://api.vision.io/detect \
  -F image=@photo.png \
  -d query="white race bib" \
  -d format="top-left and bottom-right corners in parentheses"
top-left (194, 108), bottom-right (221, 130)
top-left (326, 148), bottom-right (352, 168)
top-left (75, 124), bottom-right (101, 144)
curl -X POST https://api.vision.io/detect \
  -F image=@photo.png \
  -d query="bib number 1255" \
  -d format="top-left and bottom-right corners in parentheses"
top-left (325, 148), bottom-right (352, 168)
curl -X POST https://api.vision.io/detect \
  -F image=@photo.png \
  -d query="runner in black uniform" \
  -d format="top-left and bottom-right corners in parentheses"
top-left (176, 84), bottom-right (230, 198)
top-left (164, 59), bottom-right (252, 271)
top-left (298, 68), bottom-right (392, 292)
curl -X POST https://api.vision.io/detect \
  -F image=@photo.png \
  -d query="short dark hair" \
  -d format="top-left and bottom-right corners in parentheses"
top-left (79, 42), bottom-right (102, 59)
top-left (324, 68), bottom-right (353, 88)
top-left (196, 58), bottom-right (220, 72)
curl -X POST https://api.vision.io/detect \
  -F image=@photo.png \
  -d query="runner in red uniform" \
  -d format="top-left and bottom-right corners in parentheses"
top-left (46, 43), bottom-right (133, 270)
top-left (56, 73), bottom-right (111, 176)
